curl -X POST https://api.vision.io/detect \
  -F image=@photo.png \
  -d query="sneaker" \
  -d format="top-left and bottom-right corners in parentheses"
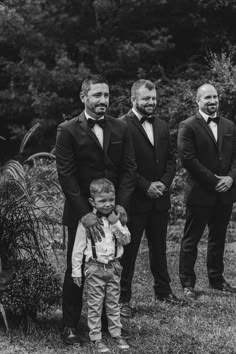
top-left (62, 327), bottom-right (80, 345)
top-left (120, 302), bottom-right (132, 318)
top-left (183, 287), bottom-right (196, 301)
top-left (93, 339), bottom-right (111, 353)
top-left (113, 336), bottom-right (130, 350)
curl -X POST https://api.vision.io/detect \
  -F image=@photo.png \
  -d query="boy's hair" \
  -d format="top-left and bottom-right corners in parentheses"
top-left (131, 79), bottom-right (155, 98)
top-left (89, 178), bottom-right (115, 198)
top-left (81, 74), bottom-right (108, 95)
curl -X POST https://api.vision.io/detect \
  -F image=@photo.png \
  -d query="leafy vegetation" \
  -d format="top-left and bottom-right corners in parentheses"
top-left (1, 1), bottom-right (236, 155)
top-left (0, 158), bottom-right (63, 321)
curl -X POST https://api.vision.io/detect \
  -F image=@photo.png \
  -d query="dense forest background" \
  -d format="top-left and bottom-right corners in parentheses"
top-left (1, 0), bottom-right (236, 158)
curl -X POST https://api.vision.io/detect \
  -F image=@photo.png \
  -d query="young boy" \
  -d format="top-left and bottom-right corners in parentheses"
top-left (72, 178), bottom-right (130, 353)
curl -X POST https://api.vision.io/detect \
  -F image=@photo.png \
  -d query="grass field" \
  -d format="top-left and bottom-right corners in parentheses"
top-left (1, 231), bottom-right (236, 354)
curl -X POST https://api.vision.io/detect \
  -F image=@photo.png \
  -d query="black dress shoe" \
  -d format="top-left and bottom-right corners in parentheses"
top-left (211, 281), bottom-right (236, 293)
top-left (62, 327), bottom-right (80, 345)
top-left (155, 292), bottom-right (185, 305)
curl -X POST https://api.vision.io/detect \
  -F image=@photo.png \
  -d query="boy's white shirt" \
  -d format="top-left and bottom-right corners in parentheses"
top-left (72, 215), bottom-right (131, 278)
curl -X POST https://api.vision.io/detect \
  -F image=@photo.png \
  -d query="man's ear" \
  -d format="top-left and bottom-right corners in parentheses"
top-left (88, 197), bottom-right (95, 207)
top-left (80, 91), bottom-right (85, 104)
top-left (131, 95), bottom-right (135, 106)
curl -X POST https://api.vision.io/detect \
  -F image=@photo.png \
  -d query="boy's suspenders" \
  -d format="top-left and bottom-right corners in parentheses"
top-left (90, 235), bottom-right (118, 259)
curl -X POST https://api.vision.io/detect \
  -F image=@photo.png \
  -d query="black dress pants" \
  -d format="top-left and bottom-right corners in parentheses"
top-left (120, 209), bottom-right (171, 303)
top-left (62, 225), bottom-right (85, 329)
top-left (179, 203), bottom-right (233, 288)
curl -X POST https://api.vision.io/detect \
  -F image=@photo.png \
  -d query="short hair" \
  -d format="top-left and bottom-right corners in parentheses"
top-left (81, 74), bottom-right (109, 95)
top-left (89, 178), bottom-right (115, 198)
top-left (131, 79), bottom-right (156, 98)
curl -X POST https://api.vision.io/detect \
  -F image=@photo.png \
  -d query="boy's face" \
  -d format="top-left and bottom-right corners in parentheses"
top-left (89, 191), bottom-right (116, 215)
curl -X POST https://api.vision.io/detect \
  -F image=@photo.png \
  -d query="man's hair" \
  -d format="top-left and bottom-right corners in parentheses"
top-left (89, 178), bottom-right (115, 198)
top-left (81, 74), bottom-right (108, 95)
top-left (196, 83), bottom-right (217, 100)
top-left (131, 79), bottom-right (156, 98)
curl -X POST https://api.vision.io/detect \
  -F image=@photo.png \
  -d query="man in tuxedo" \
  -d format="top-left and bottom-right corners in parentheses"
top-left (56, 74), bottom-right (136, 344)
top-left (178, 83), bottom-right (236, 301)
top-left (119, 79), bottom-right (182, 318)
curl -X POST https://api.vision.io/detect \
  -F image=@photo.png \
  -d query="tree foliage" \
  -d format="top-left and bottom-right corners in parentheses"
top-left (1, 0), bottom-right (236, 154)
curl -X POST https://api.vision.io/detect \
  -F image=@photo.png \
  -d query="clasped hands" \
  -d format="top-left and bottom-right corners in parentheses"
top-left (80, 204), bottom-right (126, 242)
top-left (146, 181), bottom-right (167, 199)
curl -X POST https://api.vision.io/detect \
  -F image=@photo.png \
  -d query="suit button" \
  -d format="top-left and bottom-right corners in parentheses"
top-left (218, 157), bottom-right (222, 160)
top-left (156, 160), bottom-right (159, 164)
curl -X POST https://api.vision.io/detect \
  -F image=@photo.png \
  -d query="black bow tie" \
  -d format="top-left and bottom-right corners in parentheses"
top-left (207, 116), bottom-right (220, 125)
top-left (140, 115), bottom-right (155, 124)
top-left (87, 118), bottom-right (105, 129)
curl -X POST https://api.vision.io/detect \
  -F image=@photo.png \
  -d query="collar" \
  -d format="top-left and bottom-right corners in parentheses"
top-left (199, 109), bottom-right (217, 123)
top-left (84, 111), bottom-right (104, 121)
top-left (132, 108), bottom-right (142, 121)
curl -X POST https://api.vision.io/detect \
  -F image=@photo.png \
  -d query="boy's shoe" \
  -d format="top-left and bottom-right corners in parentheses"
top-left (113, 336), bottom-right (130, 350)
top-left (120, 302), bottom-right (132, 318)
top-left (62, 327), bottom-right (80, 345)
top-left (183, 287), bottom-right (196, 301)
top-left (93, 339), bottom-right (111, 353)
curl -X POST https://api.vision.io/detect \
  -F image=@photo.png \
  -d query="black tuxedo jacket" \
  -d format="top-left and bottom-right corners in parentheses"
top-left (119, 110), bottom-right (176, 212)
top-left (56, 112), bottom-right (136, 226)
top-left (178, 112), bottom-right (236, 206)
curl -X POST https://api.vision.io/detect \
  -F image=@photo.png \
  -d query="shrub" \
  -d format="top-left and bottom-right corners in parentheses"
top-left (169, 167), bottom-right (186, 226)
top-left (1, 259), bottom-right (61, 318)
top-left (0, 159), bottom-right (63, 321)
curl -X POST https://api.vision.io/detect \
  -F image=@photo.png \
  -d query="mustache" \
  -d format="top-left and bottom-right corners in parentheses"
top-left (96, 104), bottom-right (108, 108)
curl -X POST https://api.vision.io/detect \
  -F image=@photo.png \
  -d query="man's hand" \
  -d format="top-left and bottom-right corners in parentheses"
top-left (81, 212), bottom-right (104, 242)
top-left (153, 181), bottom-right (167, 193)
top-left (146, 182), bottom-right (163, 199)
top-left (215, 175), bottom-right (233, 192)
top-left (108, 210), bottom-right (120, 225)
top-left (72, 277), bottom-right (82, 287)
top-left (115, 205), bottom-right (127, 225)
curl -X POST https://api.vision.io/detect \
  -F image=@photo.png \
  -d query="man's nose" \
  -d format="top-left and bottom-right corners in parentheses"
top-left (210, 97), bottom-right (216, 103)
top-left (99, 95), bottom-right (108, 103)
top-left (149, 98), bottom-right (156, 104)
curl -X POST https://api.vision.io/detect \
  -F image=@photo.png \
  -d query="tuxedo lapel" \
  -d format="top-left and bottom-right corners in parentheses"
top-left (78, 112), bottom-right (103, 150)
top-left (128, 110), bottom-right (153, 145)
top-left (217, 117), bottom-right (224, 152)
top-left (103, 116), bottom-right (112, 155)
top-left (196, 113), bottom-right (218, 147)
top-left (153, 117), bottom-right (159, 151)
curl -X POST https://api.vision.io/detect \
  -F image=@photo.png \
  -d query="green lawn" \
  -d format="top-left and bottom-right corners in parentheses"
top-left (1, 232), bottom-right (236, 354)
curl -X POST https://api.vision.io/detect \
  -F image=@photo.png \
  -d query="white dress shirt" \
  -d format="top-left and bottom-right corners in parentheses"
top-left (72, 216), bottom-right (131, 277)
top-left (85, 111), bottom-right (104, 148)
top-left (132, 108), bottom-right (154, 145)
top-left (199, 110), bottom-right (218, 141)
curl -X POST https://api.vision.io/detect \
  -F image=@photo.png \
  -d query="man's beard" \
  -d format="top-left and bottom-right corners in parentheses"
top-left (136, 104), bottom-right (156, 116)
top-left (95, 104), bottom-right (108, 116)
